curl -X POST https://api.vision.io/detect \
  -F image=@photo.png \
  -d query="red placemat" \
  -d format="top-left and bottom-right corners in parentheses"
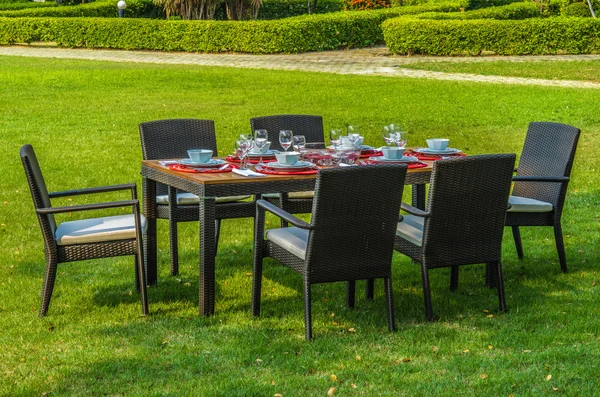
top-left (254, 165), bottom-right (319, 175)
top-left (406, 150), bottom-right (466, 161)
top-left (226, 155), bottom-right (277, 164)
top-left (364, 160), bottom-right (429, 169)
top-left (169, 163), bottom-right (238, 173)
top-left (360, 149), bottom-right (383, 158)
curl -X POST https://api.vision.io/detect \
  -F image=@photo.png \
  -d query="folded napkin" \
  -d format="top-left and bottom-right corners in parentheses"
top-left (339, 163), bottom-right (358, 167)
top-left (159, 160), bottom-right (179, 166)
top-left (232, 168), bottom-right (266, 177)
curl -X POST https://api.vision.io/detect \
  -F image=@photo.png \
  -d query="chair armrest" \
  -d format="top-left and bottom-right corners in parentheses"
top-left (400, 202), bottom-right (429, 217)
top-left (512, 176), bottom-right (569, 183)
top-left (256, 199), bottom-right (313, 230)
top-left (36, 200), bottom-right (139, 215)
top-left (48, 183), bottom-right (137, 199)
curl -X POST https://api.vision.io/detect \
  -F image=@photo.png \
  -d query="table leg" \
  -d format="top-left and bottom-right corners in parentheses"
top-left (199, 197), bottom-right (217, 316)
top-left (412, 184), bottom-right (426, 210)
top-left (142, 177), bottom-right (158, 285)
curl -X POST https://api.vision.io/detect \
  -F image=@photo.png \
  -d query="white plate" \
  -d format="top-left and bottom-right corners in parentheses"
top-left (266, 161), bottom-right (315, 169)
top-left (327, 145), bottom-right (373, 151)
top-left (248, 150), bottom-right (279, 157)
top-left (369, 156), bottom-right (418, 163)
top-left (177, 159), bottom-right (226, 167)
top-left (414, 148), bottom-right (462, 155)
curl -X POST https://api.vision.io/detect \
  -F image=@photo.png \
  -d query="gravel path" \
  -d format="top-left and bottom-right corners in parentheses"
top-left (2, 45), bottom-right (600, 89)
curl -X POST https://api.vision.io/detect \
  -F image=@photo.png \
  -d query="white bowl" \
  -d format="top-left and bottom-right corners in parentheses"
top-left (275, 151), bottom-right (300, 165)
top-left (187, 149), bottom-right (213, 163)
top-left (250, 141), bottom-right (271, 154)
top-left (426, 138), bottom-right (449, 151)
top-left (381, 146), bottom-right (405, 160)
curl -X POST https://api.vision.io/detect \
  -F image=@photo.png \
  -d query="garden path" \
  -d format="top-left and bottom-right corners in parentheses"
top-left (1, 45), bottom-right (600, 89)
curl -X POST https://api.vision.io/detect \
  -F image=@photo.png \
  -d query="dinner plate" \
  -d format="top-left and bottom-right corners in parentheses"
top-left (369, 156), bottom-right (418, 163)
top-left (177, 159), bottom-right (226, 167)
top-left (327, 145), bottom-right (373, 151)
top-left (265, 161), bottom-right (315, 170)
top-left (414, 148), bottom-right (462, 155)
top-left (248, 150), bottom-right (279, 157)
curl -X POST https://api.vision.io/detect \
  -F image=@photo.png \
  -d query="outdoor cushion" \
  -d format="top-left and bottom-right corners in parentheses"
top-left (262, 191), bottom-right (315, 199)
top-left (396, 215), bottom-right (425, 247)
top-left (156, 192), bottom-right (250, 205)
top-left (55, 214), bottom-right (147, 246)
top-left (507, 196), bottom-right (553, 213)
top-left (265, 227), bottom-right (309, 260)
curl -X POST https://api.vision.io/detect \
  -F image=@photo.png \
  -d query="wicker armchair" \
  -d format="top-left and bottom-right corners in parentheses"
top-left (506, 122), bottom-right (580, 273)
top-left (139, 118), bottom-right (254, 276)
top-left (20, 144), bottom-right (148, 317)
top-left (253, 165), bottom-right (408, 340)
top-left (395, 154), bottom-right (516, 321)
top-left (250, 115), bottom-right (325, 225)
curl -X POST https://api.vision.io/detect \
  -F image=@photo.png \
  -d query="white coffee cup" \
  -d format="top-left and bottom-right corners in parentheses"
top-left (426, 139), bottom-right (449, 151)
top-left (275, 151), bottom-right (300, 165)
top-left (382, 146), bottom-right (405, 160)
top-left (187, 149), bottom-right (213, 163)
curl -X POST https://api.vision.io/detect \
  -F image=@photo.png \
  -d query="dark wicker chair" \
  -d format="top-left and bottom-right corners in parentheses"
top-left (506, 122), bottom-right (581, 273)
top-left (395, 154), bottom-right (516, 321)
top-left (250, 115), bottom-right (325, 225)
top-left (253, 165), bottom-right (408, 340)
top-left (139, 118), bottom-right (255, 276)
top-left (20, 144), bottom-right (148, 317)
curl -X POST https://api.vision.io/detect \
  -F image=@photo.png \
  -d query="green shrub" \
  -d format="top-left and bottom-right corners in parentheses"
top-left (383, 17), bottom-right (600, 55)
top-left (413, 1), bottom-right (540, 18)
top-left (466, 0), bottom-right (524, 10)
top-left (257, 0), bottom-right (343, 19)
top-left (0, 5), bottom-right (460, 52)
top-left (0, 2), bottom-right (57, 11)
top-left (562, 1), bottom-right (593, 16)
top-left (343, 0), bottom-right (391, 11)
top-left (0, 0), bottom-right (161, 17)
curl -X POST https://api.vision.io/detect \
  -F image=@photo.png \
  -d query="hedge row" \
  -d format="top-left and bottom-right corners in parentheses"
top-left (383, 17), bottom-right (600, 55)
top-left (0, 0), bottom-right (160, 17)
top-left (0, 2), bottom-right (56, 11)
top-left (414, 1), bottom-right (540, 19)
top-left (258, 0), bottom-right (343, 19)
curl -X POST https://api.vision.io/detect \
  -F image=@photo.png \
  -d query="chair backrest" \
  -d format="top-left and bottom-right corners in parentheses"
top-left (139, 119), bottom-right (218, 195)
top-left (306, 165), bottom-right (407, 282)
top-left (20, 144), bottom-right (57, 242)
top-left (250, 115), bottom-right (325, 152)
top-left (423, 154), bottom-right (516, 267)
top-left (512, 122), bottom-right (580, 209)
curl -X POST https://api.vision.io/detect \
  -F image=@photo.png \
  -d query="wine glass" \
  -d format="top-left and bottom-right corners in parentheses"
top-left (254, 129), bottom-right (268, 166)
top-left (279, 130), bottom-right (293, 152)
top-left (330, 129), bottom-right (343, 149)
top-left (293, 135), bottom-right (306, 152)
top-left (347, 125), bottom-right (361, 148)
top-left (396, 131), bottom-right (408, 148)
top-left (235, 135), bottom-right (252, 169)
top-left (382, 125), bottom-right (395, 147)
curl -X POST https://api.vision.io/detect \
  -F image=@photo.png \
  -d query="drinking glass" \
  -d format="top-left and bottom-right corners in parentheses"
top-left (330, 129), bottom-right (343, 149)
top-left (396, 131), bottom-right (408, 148)
top-left (235, 135), bottom-right (252, 169)
top-left (382, 125), bottom-right (395, 146)
top-left (254, 129), bottom-right (268, 166)
top-left (279, 130), bottom-right (293, 152)
top-left (293, 135), bottom-right (306, 152)
top-left (347, 125), bottom-right (361, 148)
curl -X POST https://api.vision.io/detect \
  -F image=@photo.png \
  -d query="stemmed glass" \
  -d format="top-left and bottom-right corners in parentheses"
top-left (383, 124), bottom-right (408, 147)
top-left (347, 125), bottom-right (361, 149)
top-left (330, 129), bottom-right (343, 149)
top-left (279, 130), bottom-right (293, 152)
top-left (293, 135), bottom-right (306, 153)
top-left (235, 134), bottom-right (252, 169)
top-left (254, 129), bottom-right (268, 166)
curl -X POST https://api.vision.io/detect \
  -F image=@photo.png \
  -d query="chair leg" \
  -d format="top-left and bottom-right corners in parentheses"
top-left (420, 264), bottom-right (434, 322)
top-left (554, 223), bottom-right (568, 273)
top-left (252, 209), bottom-right (265, 317)
top-left (384, 277), bottom-right (397, 332)
top-left (450, 266), bottom-right (459, 291)
top-left (304, 280), bottom-right (313, 341)
top-left (169, 220), bottom-right (179, 276)
top-left (511, 226), bottom-right (524, 259)
top-left (214, 219), bottom-right (221, 256)
top-left (494, 261), bottom-right (507, 313)
top-left (39, 257), bottom-right (58, 317)
top-left (485, 262), bottom-right (497, 289)
top-left (346, 281), bottom-right (355, 308)
top-left (136, 252), bottom-right (149, 316)
top-left (134, 254), bottom-right (140, 292)
top-left (366, 278), bottom-right (374, 301)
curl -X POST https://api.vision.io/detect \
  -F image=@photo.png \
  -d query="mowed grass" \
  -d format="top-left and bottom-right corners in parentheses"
top-left (399, 59), bottom-right (600, 82)
top-left (1, 55), bottom-right (599, 396)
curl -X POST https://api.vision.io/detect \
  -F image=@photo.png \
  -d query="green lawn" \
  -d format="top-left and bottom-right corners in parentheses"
top-left (399, 59), bottom-right (600, 82)
top-left (1, 55), bottom-right (599, 396)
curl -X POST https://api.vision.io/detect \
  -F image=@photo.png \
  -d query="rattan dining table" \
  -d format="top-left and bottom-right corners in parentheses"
top-left (141, 160), bottom-right (433, 316)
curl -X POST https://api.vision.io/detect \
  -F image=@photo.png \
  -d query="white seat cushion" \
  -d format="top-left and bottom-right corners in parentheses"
top-left (508, 196), bottom-right (553, 213)
top-left (156, 192), bottom-right (251, 205)
top-left (55, 214), bottom-right (147, 246)
top-left (396, 215), bottom-right (424, 247)
top-left (262, 191), bottom-right (315, 199)
top-left (265, 227), bottom-right (309, 260)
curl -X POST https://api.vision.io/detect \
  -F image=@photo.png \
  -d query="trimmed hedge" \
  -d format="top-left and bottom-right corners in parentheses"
top-left (258, 0), bottom-right (343, 19)
top-left (383, 17), bottom-right (600, 55)
top-left (413, 1), bottom-right (540, 19)
top-left (0, 2), bottom-right (57, 11)
top-left (0, 0), bottom-right (160, 17)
